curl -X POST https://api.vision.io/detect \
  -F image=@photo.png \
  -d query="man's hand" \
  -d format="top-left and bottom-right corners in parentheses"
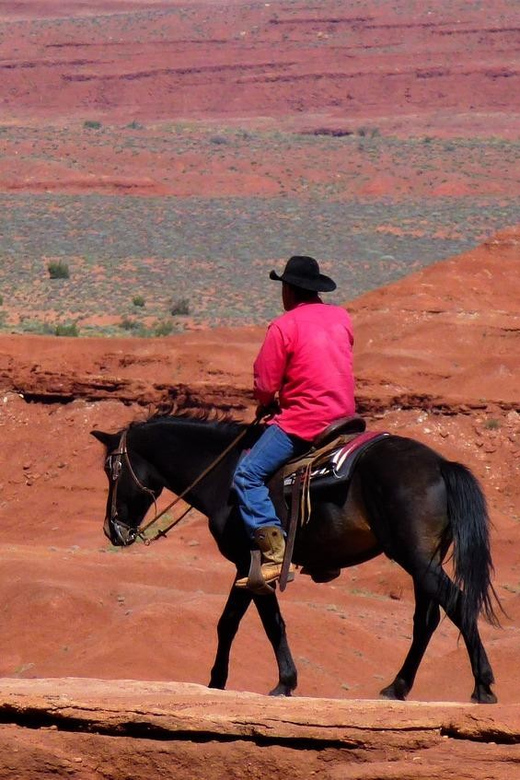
top-left (256, 401), bottom-right (280, 420)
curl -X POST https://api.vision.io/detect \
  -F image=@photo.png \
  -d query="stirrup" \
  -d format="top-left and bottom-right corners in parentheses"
top-left (235, 550), bottom-right (276, 595)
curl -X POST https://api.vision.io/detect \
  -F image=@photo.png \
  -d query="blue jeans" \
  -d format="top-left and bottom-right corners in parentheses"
top-left (233, 424), bottom-right (309, 540)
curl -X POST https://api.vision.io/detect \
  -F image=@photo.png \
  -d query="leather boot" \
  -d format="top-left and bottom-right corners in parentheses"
top-left (235, 526), bottom-right (295, 588)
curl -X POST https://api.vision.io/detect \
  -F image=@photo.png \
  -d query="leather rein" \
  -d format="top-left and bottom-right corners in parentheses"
top-left (106, 414), bottom-right (262, 545)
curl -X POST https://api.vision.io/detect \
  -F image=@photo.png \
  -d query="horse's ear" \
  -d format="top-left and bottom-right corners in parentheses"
top-left (90, 430), bottom-right (116, 449)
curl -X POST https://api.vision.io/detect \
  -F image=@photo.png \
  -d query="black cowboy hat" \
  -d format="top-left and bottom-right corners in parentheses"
top-left (269, 255), bottom-right (336, 292)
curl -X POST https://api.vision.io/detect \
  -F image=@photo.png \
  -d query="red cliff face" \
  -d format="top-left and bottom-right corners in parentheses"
top-left (352, 228), bottom-right (520, 413)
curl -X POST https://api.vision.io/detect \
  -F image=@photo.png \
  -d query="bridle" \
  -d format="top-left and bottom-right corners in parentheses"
top-left (104, 429), bottom-right (159, 544)
top-left (105, 414), bottom-right (263, 545)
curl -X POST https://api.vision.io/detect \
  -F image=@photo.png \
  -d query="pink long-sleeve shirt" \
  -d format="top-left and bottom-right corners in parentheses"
top-left (253, 300), bottom-right (355, 441)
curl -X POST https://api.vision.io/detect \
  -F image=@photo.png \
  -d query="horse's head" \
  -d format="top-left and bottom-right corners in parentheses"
top-left (91, 428), bottom-right (164, 547)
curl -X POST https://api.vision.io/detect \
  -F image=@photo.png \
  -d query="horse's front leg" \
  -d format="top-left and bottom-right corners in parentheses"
top-left (253, 591), bottom-right (297, 696)
top-left (208, 585), bottom-right (253, 690)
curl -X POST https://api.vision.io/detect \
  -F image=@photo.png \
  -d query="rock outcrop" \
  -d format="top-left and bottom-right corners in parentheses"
top-left (2, 678), bottom-right (520, 779)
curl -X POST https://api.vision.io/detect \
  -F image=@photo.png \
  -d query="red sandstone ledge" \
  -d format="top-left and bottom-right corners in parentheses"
top-left (1, 678), bottom-right (519, 778)
top-left (0, 677), bottom-right (518, 740)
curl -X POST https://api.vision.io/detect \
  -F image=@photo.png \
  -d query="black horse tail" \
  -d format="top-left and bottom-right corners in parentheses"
top-left (440, 460), bottom-right (501, 633)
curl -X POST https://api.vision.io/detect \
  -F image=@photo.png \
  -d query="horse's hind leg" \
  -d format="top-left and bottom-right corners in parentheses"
top-left (398, 563), bottom-right (495, 703)
top-left (209, 586), bottom-right (253, 690)
top-left (253, 592), bottom-right (297, 696)
top-left (380, 581), bottom-right (440, 701)
top-left (435, 571), bottom-right (496, 703)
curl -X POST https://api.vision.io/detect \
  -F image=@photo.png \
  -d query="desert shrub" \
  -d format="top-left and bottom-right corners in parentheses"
top-left (153, 319), bottom-right (174, 337)
top-left (0, 294), bottom-right (3, 305)
top-left (127, 120), bottom-right (143, 130)
top-left (84, 120), bottom-right (102, 129)
top-left (209, 135), bottom-right (228, 146)
top-left (120, 317), bottom-right (140, 331)
top-left (171, 297), bottom-right (190, 316)
top-left (308, 128), bottom-right (353, 138)
top-left (55, 322), bottom-right (79, 337)
top-left (132, 295), bottom-right (145, 307)
top-left (47, 260), bottom-right (70, 280)
top-left (484, 418), bottom-right (501, 430)
top-left (357, 126), bottom-right (380, 139)
top-left (19, 318), bottom-right (54, 335)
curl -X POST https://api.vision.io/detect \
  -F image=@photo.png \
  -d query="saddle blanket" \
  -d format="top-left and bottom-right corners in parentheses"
top-left (283, 430), bottom-right (389, 492)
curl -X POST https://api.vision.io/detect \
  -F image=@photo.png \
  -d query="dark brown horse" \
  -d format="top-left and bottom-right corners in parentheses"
top-left (92, 409), bottom-right (500, 703)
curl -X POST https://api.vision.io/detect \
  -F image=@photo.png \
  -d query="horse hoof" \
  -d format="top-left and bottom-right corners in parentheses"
top-left (208, 680), bottom-right (226, 690)
top-left (471, 685), bottom-right (498, 704)
top-left (269, 684), bottom-right (293, 697)
top-left (380, 681), bottom-right (408, 701)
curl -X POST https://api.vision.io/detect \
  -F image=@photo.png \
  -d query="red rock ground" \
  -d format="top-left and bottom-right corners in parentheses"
top-left (3, 678), bottom-right (520, 779)
top-left (1, 1), bottom-right (520, 776)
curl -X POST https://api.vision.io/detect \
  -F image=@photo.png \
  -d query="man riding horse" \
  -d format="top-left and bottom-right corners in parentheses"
top-left (233, 255), bottom-right (356, 588)
top-left (93, 258), bottom-right (498, 700)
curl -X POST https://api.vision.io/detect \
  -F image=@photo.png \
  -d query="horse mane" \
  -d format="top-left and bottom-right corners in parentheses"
top-left (129, 403), bottom-right (243, 430)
